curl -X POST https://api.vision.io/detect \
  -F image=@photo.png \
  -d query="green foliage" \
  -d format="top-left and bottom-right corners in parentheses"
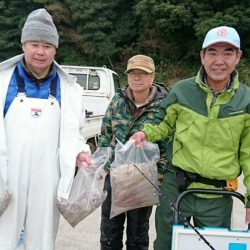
top-left (63, 0), bottom-right (138, 65)
top-left (0, 1), bottom-right (24, 60)
top-left (156, 61), bottom-right (198, 88)
top-left (133, 0), bottom-right (250, 64)
top-left (1, 0), bottom-right (250, 86)
top-left (134, 0), bottom-right (197, 61)
top-left (45, 2), bottom-right (89, 65)
top-left (237, 59), bottom-right (250, 87)
top-left (0, 0), bottom-right (51, 60)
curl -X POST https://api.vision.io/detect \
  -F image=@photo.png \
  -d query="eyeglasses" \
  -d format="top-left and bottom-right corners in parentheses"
top-left (127, 72), bottom-right (153, 77)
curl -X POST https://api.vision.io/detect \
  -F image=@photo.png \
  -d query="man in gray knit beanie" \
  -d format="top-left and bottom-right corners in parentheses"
top-left (0, 8), bottom-right (91, 250)
top-left (21, 8), bottom-right (59, 48)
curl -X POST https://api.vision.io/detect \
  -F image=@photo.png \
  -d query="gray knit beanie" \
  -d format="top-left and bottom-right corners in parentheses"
top-left (21, 8), bottom-right (59, 48)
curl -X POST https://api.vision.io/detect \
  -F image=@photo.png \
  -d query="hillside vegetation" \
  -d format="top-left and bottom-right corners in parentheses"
top-left (1, 0), bottom-right (250, 86)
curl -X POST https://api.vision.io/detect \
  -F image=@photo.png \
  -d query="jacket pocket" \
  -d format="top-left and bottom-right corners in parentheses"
top-left (172, 119), bottom-right (194, 156)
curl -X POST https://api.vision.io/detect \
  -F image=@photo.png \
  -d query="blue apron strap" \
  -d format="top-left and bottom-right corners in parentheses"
top-left (49, 77), bottom-right (58, 98)
top-left (14, 66), bottom-right (58, 98)
top-left (14, 66), bottom-right (25, 93)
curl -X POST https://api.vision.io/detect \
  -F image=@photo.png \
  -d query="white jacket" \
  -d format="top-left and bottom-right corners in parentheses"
top-left (0, 54), bottom-right (90, 200)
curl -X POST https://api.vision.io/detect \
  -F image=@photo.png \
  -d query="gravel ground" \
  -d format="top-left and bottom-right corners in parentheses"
top-left (55, 206), bottom-right (156, 250)
top-left (16, 175), bottom-right (246, 250)
top-left (55, 175), bottom-right (247, 250)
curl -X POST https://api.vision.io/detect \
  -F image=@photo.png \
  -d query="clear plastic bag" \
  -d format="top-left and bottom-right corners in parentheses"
top-left (56, 147), bottom-right (111, 227)
top-left (0, 173), bottom-right (11, 217)
top-left (110, 140), bottom-right (160, 218)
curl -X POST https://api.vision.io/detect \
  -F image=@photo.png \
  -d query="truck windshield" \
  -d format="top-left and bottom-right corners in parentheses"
top-left (71, 74), bottom-right (100, 90)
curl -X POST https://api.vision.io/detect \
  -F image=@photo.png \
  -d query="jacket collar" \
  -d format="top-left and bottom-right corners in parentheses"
top-left (195, 66), bottom-right (240, 93)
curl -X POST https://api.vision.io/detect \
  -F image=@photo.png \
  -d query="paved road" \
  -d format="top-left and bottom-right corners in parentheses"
top-left (55, 175), bottom-right (247, 250)
top-left (55, 206), bottom-right (156, 250)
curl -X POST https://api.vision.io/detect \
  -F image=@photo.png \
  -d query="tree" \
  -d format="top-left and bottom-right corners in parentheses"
top-left (0, 0), bottom-right (56, 61)
top-left (0, 0), bottom-right (27, 60)
top-left (64, 0), bottom-right (138, 66)
top-left (134, 0), bottom-right (250, 63)
top-left (1, 0), bottom-right (250, 84)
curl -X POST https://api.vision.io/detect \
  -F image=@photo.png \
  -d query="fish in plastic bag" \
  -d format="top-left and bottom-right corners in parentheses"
top-left (57, 147), bottom-right (111, 227)
top-left (110, 140), bottom-right (160, 218)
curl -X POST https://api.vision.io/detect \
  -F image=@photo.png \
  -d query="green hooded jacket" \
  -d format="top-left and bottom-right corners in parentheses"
top-left (143, 68), bottom-right (250, 206)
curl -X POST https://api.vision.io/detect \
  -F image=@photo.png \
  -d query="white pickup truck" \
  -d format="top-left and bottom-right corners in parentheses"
top-left (61, 65), bottom-right (120, 152)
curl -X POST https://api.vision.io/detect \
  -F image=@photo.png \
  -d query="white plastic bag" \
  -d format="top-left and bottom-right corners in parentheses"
top-left (0, 173), bottom-right (11, 217)
top-left (110, 140), bottom-right (160, 218)
top-left (57, 147), bottom-right (111, 227)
